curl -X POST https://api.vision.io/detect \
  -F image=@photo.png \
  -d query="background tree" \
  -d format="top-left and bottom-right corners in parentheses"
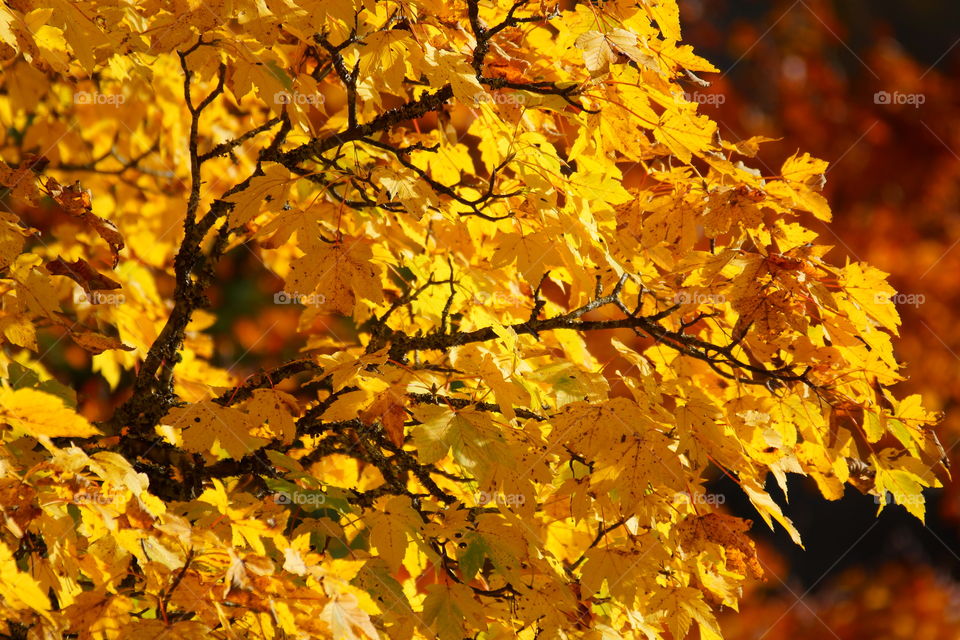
top-left (0, 0), bottom-right (948, 638)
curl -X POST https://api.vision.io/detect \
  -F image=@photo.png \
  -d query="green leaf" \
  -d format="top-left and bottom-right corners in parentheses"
top-left (457, 532), bottom-right (491, 580)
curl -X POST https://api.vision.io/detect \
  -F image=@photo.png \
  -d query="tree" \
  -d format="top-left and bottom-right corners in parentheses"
top-left (0, 0), bottom-right (948, 638)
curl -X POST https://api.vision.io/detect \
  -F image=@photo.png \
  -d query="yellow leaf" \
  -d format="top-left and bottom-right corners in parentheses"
top-left (575, 29), bottom-right (657, 75)
top-left (423, 44), bottom-right (483, 102)
top-left (741, 477), bottom-right (803, 547)
top-left (766, 152), bottom-right (832, 221)
top-left (0, 387), bottom-right (99, 438)
top-left (0, 209), bottom-right (27, 270)
top-left (286, 238), bottom-right (384, 315)
top-left (422, 583), bottom-right (481, 640)
top-left (164, 401), bottom-right (267, 460)
top-left (244, 388), bottom-right (298, 444)
top-left (225, 163), bottom-right (292, 226)
top-left (0, 313), bottom-right (37, 350)
top-left (0, 540), bottom-right (51, 617)
top-left (643, 0), bottom-right (682, 41)
top-left (321, 593), bottom-right (379, 640)
top-left (654, 108), bottom-right (716, 163)
top-left (366, 498), bottom-right (416, 574)
top-left (840, 262), bottom-right (900, 335)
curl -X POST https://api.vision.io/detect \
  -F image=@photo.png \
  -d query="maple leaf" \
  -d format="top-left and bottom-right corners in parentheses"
top-left (46, 256), bottom-right (122, 294)
top-left (421, 583), bottom-right (482, 640)
top-left (225, 163), bottom-right (292, 227)
top-left (0, 160), bottom-right (42, 205)
top-left (643, 0), bottom-right (682, 41)
top-left (576, 29), bottom-right (657, 75)
top-left (0, 387), bottom-right (100, 439)
top-left (321, 593), bottom-right (380, 640)
top-left (69, 330), bottom-right (136, 355)
top-left (45, 176), bottom-right (125, 266)
top-left (741, 477), bottom-right (803, 546)
top-left (702, 186), bottom-right (765, 237)
top-left (679, 513), bottom-right (764, 579)
top-left (164, 401), bottom-right (268, 460)
top-left (766, 152), bottom-right (832, 222)
top-left (423, 44), bottom-right (484, 102)
top-left (0, 540), bottom-right (51, 617)
top-left (0, 210), bottom-right (29, 271)
top-left (286, 237), bottom-right (384, 315)
top-left (359, 388), bottom-right (409, 447)
top-left (654, 108), bottom-right (716, 163)
top-left (244, 388), bottom-right (298, 444)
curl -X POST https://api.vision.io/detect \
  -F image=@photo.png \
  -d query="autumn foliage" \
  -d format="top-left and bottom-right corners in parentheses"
top-left (0, 1), bottom-right (949, 639)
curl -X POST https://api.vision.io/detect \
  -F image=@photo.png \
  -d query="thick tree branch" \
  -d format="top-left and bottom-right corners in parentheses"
top-left (199, 117), bottom-right (282, 163)
top-left (382, 278), bottom-right (815, 388)
top-left (270, 85), bottom-right (455, 167)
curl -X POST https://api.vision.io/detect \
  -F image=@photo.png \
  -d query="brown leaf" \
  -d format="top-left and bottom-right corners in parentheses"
top-left (46, 257), bottom-right (122, 294)
top-left (45, 177), bottom-right (125, 266)
top-left (19, 153), bottom-right (49, 173)
top-left (359, 391), bottom-right (409, 448)
top-left (45, 176), bottom-right (92, 214)
top-left (680, 513), bottom-right (764, 579)
top-left (70, 330), bottom-right (135, 354)
top-left (78, 211), bottom-right (125, 268)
